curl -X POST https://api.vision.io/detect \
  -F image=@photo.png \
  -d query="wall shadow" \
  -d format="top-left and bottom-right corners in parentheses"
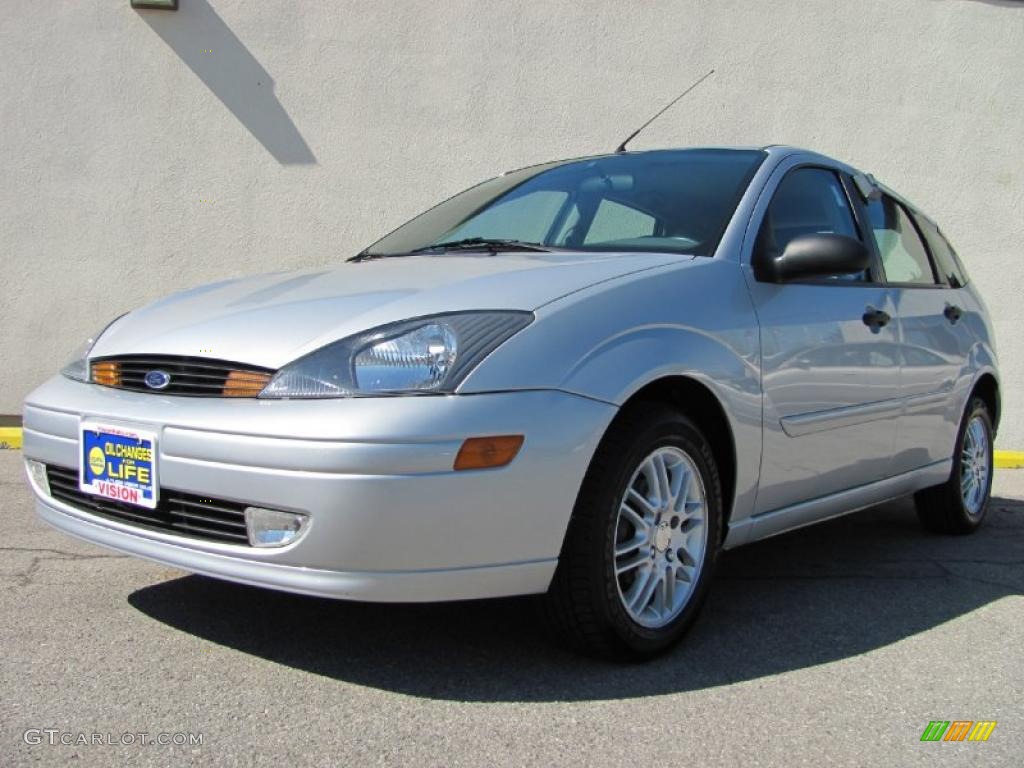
top-left (129, 495), bottom-right (1023, 703)
top-left (136, 0), bottom-right (316, 164)
top-left (947, 0), bottom-right (1024, 7)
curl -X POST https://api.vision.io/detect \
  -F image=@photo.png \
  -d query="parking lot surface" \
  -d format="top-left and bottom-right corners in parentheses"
top-left (1, 450), bottom-right (1021, 767)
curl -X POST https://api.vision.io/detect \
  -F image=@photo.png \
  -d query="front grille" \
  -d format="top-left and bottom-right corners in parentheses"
top-left (46, 465), bottom-right (251, 545)
top-left (89, 355), bottom-right (274, 397)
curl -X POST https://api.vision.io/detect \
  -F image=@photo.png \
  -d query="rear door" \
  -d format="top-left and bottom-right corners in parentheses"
top-left (745, 164), bottom-right (901, 515)
top-left (862, 194), bottom-right (971, 471)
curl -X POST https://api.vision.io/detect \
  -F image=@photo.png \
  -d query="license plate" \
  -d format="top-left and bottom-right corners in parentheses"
top-left (80, 422), bottom-right (158, 509)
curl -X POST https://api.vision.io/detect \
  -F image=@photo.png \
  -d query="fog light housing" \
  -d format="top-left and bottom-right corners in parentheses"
top-left (244, 507), bottom-right (308, 548)
top-left (26, 459), bottom-right (50, 496)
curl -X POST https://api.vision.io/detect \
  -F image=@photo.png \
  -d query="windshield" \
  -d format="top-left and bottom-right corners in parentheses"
top-left (362, 149), bottom-right (765, 258)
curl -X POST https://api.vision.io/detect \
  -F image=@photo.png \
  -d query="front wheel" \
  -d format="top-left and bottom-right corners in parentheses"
top-left (914, 396), bottom-right (994, 534)
top-left (544, 403), bottom-right (722, 660)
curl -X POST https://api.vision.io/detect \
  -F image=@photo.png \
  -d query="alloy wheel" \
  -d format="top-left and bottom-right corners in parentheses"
top-left (613, 446), bottom-right (708, 629)
top-left (960, 414), bottom-right (991, 516)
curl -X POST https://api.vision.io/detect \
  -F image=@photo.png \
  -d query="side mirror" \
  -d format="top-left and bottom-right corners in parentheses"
top-left (755, 233), bottom-right (870, 283)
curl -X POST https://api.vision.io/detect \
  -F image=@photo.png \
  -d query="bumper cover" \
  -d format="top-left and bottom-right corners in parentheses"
top-left (23, 376), bottom-right (616, 601)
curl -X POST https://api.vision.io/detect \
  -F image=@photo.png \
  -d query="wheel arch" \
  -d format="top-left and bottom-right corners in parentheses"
top-left (619, 375), bottom-right (738, 539)
top-left (970, 372), bottom-right (1000, 433)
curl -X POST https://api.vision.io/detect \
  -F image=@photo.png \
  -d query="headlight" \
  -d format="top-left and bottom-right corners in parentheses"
top-left (259, 311), bottom-right (533, 398)
top-left (60, 316), bottom-right (125, 383)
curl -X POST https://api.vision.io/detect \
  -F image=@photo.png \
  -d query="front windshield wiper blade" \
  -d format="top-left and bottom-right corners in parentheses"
top-left (348, 238), bottom-right (551, 262)
top-left (412, 237), bottom-right (552, 254)
top-left (347, 251), bottom-right (406, 263)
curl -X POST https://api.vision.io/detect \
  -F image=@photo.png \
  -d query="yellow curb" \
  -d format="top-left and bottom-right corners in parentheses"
top-left (0, 427), bottom-right (22, 450)
top-left (995, 450), bottom-right (1024, 469)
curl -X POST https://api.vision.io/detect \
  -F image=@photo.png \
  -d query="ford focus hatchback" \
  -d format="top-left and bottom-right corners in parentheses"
top-left (23, 146), bottom-right (999, 659)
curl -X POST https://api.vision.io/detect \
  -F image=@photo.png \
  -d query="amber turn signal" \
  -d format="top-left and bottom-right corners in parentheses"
top-left (91, 361), bottom-right (121, 387)
top-left (223, 370), bottom-right (272, 397)
top-left (454, 435), bottom-right (524, 471)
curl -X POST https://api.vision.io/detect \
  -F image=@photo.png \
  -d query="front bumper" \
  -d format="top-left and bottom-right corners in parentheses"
top-left (23, 376), bottom-right (616, 602)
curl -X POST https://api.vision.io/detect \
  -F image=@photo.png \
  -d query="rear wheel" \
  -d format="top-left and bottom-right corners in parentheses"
top-left (914, 397), bottom-right (993, 534)
top-left (544, 404), bottom-right (722, 660)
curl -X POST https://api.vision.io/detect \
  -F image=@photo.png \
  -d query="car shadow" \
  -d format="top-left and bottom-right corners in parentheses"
top-left (128, 495), bottom-right (1023, 703)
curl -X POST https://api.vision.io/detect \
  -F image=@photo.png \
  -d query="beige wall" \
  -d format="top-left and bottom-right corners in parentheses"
top-left (2, 0), bottom-right (1022, 445)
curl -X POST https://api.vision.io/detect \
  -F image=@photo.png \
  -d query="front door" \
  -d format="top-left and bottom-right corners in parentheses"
top-left (745, 166), bottom-right (901, 515)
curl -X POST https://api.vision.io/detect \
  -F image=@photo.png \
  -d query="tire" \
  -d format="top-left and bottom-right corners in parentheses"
top-left (544, 403), bottom-right (722, 660)
top-left (914, 396), bottom-right (994, 535)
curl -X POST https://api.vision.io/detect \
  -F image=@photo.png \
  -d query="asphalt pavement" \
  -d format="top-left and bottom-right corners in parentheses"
top-left (1, 450), bottom-right (1021, 767)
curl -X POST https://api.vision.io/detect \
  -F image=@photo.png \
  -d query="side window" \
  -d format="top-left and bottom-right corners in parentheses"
top-left (758, 167), bottom-right (865, 280)
top-left (583, 199), bottom-right (657, 245)
top-left (865, 196), bottom-right (938, 285)
top-left (912, 213), bottom-right (968, 288)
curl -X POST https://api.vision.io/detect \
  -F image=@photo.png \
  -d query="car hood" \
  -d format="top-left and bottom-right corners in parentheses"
top-left (92, 251), bottom-right (687, 368)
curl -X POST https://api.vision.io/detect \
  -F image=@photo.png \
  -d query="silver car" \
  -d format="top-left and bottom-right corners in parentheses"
top-left (22, 146), bottom-right (999, 659)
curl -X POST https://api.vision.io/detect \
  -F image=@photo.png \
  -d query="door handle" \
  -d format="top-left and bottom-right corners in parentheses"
top-left (944, 304), bottom-right (963, 324)
top-left (862, 306), bottom-right (891, 330)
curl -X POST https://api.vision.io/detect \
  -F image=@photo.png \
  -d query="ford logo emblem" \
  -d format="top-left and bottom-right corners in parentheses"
top-left (144, 370), bottom-right (171, 390)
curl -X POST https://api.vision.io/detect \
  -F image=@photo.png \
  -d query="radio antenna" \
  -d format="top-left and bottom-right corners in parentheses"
top-left (615, 68), bottom-right (715, 153)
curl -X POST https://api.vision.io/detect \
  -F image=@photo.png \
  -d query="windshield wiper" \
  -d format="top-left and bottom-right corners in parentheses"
top-left (413, 237), bottom-right (551, 254)
top-left (348, 238), bottom-right (551, 262)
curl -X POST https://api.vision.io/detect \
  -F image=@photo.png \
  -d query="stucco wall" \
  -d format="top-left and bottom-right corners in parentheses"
top-left (2, 0), bottom-right (1022, 445)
